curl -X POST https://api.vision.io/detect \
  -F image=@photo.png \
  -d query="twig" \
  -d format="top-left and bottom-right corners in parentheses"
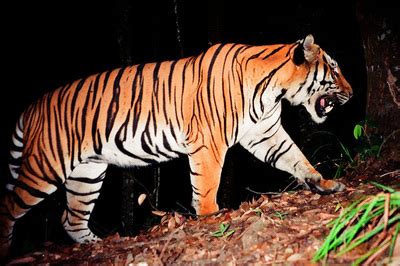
top-left (159, 228), bottom-right (180, 262)
top-left (377, 129), bottom-right (400, 157)
top-left (380, 169), bottom-right (400, 178)
top-left (175, 201), bottom-right (196, 217)
top-left (245, 187), bottom-right (281, 195)
top-left (245, 176), bottom-right (299, 196)
top-left (364, 239), bottom-right (391, 265)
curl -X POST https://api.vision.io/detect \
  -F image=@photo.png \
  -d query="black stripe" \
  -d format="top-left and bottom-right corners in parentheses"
top-left (262, 45), bottom-right (285, 60)
top-left (162, 132), bottom-right (174, 153)
top-left (70, 79), bottom-right (86, 115)
top-left (74, 108), bottom-right (83, 163)
top-left (79, 198), bottom-right (98, 205)
top-left (131, 65), bottom-right (145, 138)
top-left (169, 121), bottom-right (177, 141)
top-left (189, 168), bottom-right (201, 176)
top-left (115, 115), bottom-right (158, 164)
top-left (91, 73), bottom-right (101, 109)
top-left (272, 143), bottom-right (294, 167)
top-left (45, 92), bottom-right (57, 161)
top-left (206, 44), bottom-right (225, 127)
top-left (65, 227), bottom-right (90, 233)
top-left (244, 49), bottom-right (267, 69)
top-left (249, 117), bottom-right (281, 149)
top-left (92, 104), bottom-right (102, 155)
top-left (252, 59), bottom-right (289, 120)
top-left (81, 80), bottom-right (93, 145)
top-left (106, 68), bottom-right (125, 140)
top-left (116, 109), bottom-right (130, 143)
top-left (8, 155), bottom-right (22, 166)
top-left (68, 172), bottom-right (106, 184)
top-left (285, 43), bottom-right (298, 57)
top-left (276, 89), bottom-right (287, 102)
top-left (12, 131), bottom-right (23, 143)
top-left (14, 180), bottom-right (49, 199)
top-left (10, 191), bottom-right (34, 209)
top-left (102, 71), bottom-right (112, 94)
top-left (71, 208), bottom-right (91, 216)
top-left (41, 153), bottom-right (64, 185)
top-left (307, 62), bottom-right (319, 94)
top-left (266, 140), bottom-right (287, 165)
top-left (66, 208), bottom-right (89, 221)
top-left (292, 67), bottom-right (311, 97)
top-left (153, 62), bottom-right (161, 112)
top-left (65, 187), bottom-right (102, 196)
top-left (191, 185), bottom-right (201, 195)
top-left (167, 60), bottom-right (178, 104)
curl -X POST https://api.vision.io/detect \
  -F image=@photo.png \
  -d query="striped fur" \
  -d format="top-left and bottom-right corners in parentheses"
top-left (0, 35), bottom-right (352, 257)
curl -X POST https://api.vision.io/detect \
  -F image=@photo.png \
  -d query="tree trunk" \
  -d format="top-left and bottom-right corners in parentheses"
top-left (356, 2), bottom-right (400, 161)
top-left (207, 0), bottom-right (237, 209)
top-left (114, 0), bottom-right (138, 236)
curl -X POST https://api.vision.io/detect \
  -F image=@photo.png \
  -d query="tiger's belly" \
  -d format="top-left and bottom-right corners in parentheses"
top-left (91, 127), bottom-right (187, 167)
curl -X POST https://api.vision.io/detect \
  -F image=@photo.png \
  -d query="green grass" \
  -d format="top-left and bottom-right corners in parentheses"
top-left (313, 183), bottom-right (400, 265)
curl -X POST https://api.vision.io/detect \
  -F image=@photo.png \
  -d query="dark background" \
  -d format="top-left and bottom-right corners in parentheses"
top-left (1, 0), bottom-right (367, 253)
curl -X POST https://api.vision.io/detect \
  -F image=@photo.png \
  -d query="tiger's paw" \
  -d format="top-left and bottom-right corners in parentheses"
top-left (305, 178), bottom-right (345, 195)
top-left (193, 199), bottom-right (219, 216)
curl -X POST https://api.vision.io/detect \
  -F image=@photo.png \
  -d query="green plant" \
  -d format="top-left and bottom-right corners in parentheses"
top-left (353, 120), bottom-right (383, 160)
top-left (252, 207), bottom-right (263, 217)
top-left (274, 211), bottom-right (288, 220)
top-left (313, 183), bottom-right (400, 265)
top-left (306, 131), bottom-right (354, 180)
top-left (211, 223), bottom-right (235, 238)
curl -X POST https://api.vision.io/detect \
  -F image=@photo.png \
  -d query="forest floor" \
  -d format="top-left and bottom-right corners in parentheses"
top-left (6, 158), bottom-right (400, 265)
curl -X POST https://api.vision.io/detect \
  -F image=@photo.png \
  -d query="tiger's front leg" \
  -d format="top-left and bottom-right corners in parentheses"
top-left (240, 124), bottom-right (345, 194)
top-left (187, 144), bottom-right (227, 216)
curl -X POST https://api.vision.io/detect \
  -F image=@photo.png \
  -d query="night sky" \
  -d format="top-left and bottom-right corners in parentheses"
top-left (1, 0), bottom-right (368, 248)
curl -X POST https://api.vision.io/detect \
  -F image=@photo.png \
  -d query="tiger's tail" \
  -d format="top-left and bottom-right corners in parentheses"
top-left (7, 115), bottom-right (24, 191)
top-left (0, 114), bottom-right (24, 260)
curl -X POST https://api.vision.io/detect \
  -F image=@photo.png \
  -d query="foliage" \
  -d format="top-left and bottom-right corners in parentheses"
top-left (273, 211), bottom-right (288, 220)
top-left (307, 119), bottom-right (385, 180)
top-left (313, 183), bottom-right (400, 265)
top-left (211, 223), bottom-right (235, 238)
top-left (352, 120), bottom-right (383, 160)
top-left (306, 131), bottom-right (353, 180)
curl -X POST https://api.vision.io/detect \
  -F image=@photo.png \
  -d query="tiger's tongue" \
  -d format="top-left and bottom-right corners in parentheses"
top-left (320, 97), bottom-right (326, 107)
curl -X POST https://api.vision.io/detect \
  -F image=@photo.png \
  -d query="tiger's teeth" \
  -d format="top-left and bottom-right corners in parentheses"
top-left (325, 106), bottom-right (333, 113)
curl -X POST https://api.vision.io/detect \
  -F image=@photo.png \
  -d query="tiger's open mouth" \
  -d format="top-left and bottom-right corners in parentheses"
top-left (316, 95), bottom-right (338, 117)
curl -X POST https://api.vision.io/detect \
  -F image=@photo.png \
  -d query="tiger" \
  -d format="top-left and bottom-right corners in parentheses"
top-left (0, 34), bottom-right (352, 258)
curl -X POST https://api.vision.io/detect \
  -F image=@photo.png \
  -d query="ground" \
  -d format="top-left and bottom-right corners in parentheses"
top-left (6, 159), bottom-right (400, 265)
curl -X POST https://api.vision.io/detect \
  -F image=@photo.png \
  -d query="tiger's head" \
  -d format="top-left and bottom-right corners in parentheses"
top-left (284, 34), bottom-right (353, 123)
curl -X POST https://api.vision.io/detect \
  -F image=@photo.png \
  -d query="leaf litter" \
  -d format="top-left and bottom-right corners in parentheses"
top-left (7, 168), bottom-right (400, 265)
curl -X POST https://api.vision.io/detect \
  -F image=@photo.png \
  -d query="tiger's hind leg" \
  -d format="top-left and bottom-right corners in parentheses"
top-left (0, 162), bottom-right (59, 259)
top-left (188, 143), bottom-right (228, 216)
top-left (62, 162), bottom-right (107, 243)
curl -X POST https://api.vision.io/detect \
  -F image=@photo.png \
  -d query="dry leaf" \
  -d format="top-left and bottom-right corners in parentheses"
top-left (168, 217), bottom-right (176, 230)
top-left (393, 231), bottom-right (400, 257)
top-left (286, 253), bottom-right (303, 262)
top-left (138, 193), bottom-right (147, 206)
top-left (152, 210), bottom-right (167, 216)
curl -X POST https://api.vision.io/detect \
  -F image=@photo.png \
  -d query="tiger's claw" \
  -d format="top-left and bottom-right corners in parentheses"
top-left (305, 178), bottom-right (345, 195)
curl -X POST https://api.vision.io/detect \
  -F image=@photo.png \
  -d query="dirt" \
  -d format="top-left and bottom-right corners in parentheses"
top-left (5, 159), bottom-right (400, 265)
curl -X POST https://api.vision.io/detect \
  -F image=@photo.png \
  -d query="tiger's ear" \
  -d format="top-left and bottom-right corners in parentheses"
top-left (293, 34), bottom-right (320, 65)
top-left (303, 34), bottom-right (320, 63)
